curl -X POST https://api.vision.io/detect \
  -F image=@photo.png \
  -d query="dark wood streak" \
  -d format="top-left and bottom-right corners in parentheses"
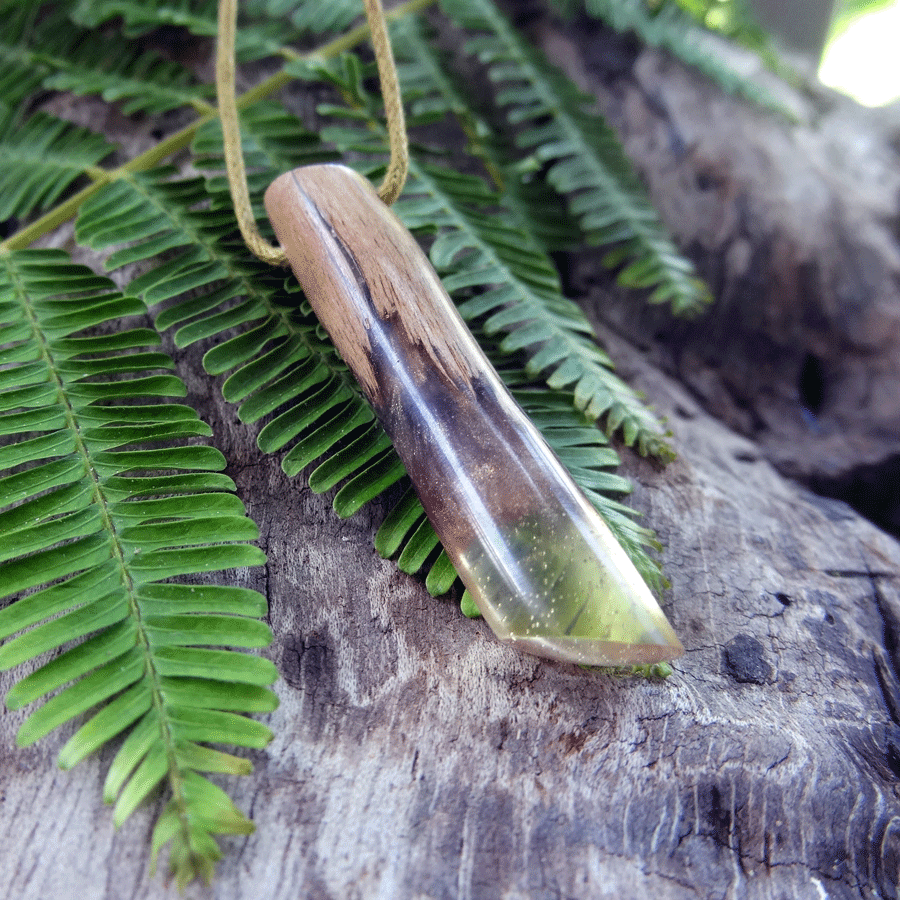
top-left (290, 170), bottom-right (378, 332)
top-left (268, 165), bottom-right (481, 405)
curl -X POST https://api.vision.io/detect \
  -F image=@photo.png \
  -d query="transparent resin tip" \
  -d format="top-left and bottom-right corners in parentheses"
top-left (459, 502), bottom-right (683, 667)
top-left (265, 164), bottom-right (684, 667)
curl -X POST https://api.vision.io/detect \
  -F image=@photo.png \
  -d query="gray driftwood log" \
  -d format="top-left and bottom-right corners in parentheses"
top-left (2, 10), bottom-right (900, 900)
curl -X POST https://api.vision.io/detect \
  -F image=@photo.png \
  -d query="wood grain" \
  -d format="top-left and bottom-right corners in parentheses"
top-left (3, 343), bottom-right (899, 899)
top-left (3, 7), bottom-right (900, 897)
top-left (264, 164), bottom-right (481, 402)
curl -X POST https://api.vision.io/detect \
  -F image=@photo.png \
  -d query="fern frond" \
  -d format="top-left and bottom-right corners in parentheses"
top-left (43, 41), bottom-right (214, 116)
top-left (73, 0), bottom-right (362, 47)
top-left (72, 0), bottom-right (300, 62)
top-left (0, 0), bottom-right (53, 104)
top-left (440, 0), bottom-right (710, 315)
top-left (556, 0), bottom-right (786, 111)
top-left (300, 52), bottom-right (673, 458)
top-left (391, 15), bottom-right (582, 254)
top-left (192, 101), bottom-right (341, 219)
top-left (72, 0), bottom-right (221, 39)
top-left (0, 102), bottom-right (113, 222)
top-left (264, 0), bottom-right (362, 36)
top-left (74, 137), bottom-right (392, 504)
top-left (0, 249), bottom-right (275, 886)
top-left (418, 162), bottom-right (673, 457)
top-left (0, 1), bottom-right (210, 116)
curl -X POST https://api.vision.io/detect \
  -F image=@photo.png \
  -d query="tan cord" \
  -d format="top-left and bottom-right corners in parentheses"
top-left (363, 0), bottom-right (409, 205)
top-left (217, 0), bottom-right (286, 265)
top-left (216, 0), bottom-right (409, 266)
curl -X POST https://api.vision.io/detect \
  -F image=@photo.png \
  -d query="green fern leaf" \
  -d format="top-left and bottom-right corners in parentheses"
top-left (0, 248), bottom-right (276, 885)
top-left (0, 0), bottom-right (55, 104)
top-left (73, 0), bottom-right (361, 47)
top-left (440, 0), bottom-right (710, 315)
top-left (74, 123), bottom-right (405, 511)
top-left (0, 0), bottom-right (209, 117)
top-left (0, 102), bottom-right (113, 221)
top-left (72, 0), bottom-right (222, 39)
top-left (43, 41), bottom-right (213, 116)
top-left (391, 14), bottom-right (582, 254)
top-left (191, 101), bottom-right (341, 218)
top-left (556, 0), bottom-right (788, 111)
top-left (72, 0), bottom-right (300, 62)
top-left (266, 0), bottom-right (362, 36)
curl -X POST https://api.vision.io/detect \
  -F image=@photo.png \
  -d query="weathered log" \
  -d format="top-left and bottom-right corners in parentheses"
top-left (3, 326), bottom-right (899, 899)
top-left (544, 15), bottom-right (900, 501)
top-left (2, 9), bottom-right (900, 900)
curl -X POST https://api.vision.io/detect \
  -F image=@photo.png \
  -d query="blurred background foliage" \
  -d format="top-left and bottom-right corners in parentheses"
top-left (671, 0), bottom-right (900, 105)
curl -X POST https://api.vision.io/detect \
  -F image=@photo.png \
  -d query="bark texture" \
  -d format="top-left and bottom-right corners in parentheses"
top-left (547, 18), bottom-right (900, 498)
top-left (2, 9), bottom-right (900, 900)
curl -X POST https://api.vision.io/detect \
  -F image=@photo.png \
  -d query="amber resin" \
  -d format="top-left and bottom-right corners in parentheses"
top-left (265, 164), bottom-right (683, 666)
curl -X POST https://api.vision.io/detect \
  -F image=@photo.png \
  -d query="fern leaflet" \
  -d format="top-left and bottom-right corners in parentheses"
top-left (0, 249), bottom-right (276, 888)
top-left (0, 0), bottom-right (57, 104)
top-left (72, 0), bottom-right (304, 62)
top-left (0, 102), bottom-right (113, 222)
top-left (265, 0), bottom-right (362, 36)
top-left (553, 0), bottom-right (787, 111)
top-left (0, 0), bottom-right (211, 117)
top-left (392, 14), bottom-right (582, 255)
top-left (43, 41), bottom-right (214, 116)
top-left (441, 0), bottom-right (710, 315)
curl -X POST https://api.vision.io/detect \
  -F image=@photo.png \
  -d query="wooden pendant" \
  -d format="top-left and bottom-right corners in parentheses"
top-left (265, 164), bottom-right (683, 666)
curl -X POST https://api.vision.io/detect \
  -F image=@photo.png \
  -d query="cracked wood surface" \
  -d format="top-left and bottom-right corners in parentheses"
top-left (545, 15), bottom-right (900, 492)
top-left (2, 335), bottom-right (898, 899)
top-left (3, 8), bottom-right (900, 900)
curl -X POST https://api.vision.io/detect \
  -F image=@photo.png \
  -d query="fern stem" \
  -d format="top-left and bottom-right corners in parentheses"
top-left (83, 166), bottom-right (113, 183)
top-left (191, 98), bottom-right (219, 116)
top-left (0, 0), bottom-right (438, 255)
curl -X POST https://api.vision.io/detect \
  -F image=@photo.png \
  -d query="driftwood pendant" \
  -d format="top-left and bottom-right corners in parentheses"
top-left (265, 164), bottom-right (683, 666)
